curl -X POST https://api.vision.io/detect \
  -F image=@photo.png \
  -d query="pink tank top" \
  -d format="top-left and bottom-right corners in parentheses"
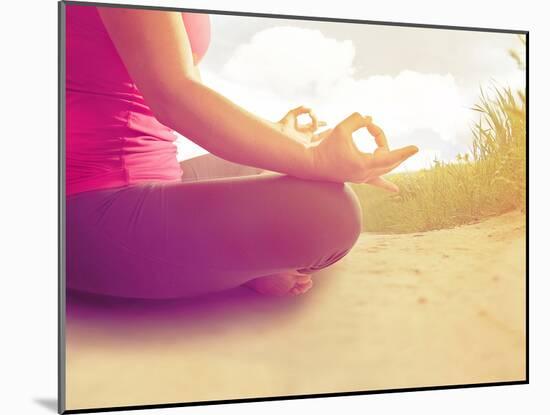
top-left (65, 5), bottom-right (211, 195)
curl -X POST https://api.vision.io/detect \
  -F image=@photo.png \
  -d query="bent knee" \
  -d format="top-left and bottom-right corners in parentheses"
top-left (282, 177), bottom-right (362, 252)
top-left (322, 182), bottom-right (363, 250)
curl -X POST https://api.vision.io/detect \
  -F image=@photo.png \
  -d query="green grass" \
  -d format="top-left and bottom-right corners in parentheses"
top-left (352, 85), bottom-right (526, 234)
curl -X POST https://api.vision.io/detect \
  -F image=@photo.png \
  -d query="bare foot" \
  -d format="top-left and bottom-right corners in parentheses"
top-left (244, 272), bottom-right (313, 296)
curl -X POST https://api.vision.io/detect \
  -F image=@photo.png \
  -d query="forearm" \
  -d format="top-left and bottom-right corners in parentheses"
top-left (153, 78), bottom-right (315, 179)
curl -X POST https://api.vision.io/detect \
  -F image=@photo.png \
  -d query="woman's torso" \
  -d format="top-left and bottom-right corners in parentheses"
top-left (66, 4), bottom-right (210, 195)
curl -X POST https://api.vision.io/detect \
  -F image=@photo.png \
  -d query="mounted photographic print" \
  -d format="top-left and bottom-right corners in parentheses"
top-left (58, 0), bottom-right (528, 413)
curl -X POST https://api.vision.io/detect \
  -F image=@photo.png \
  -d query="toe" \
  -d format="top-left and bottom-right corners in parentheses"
top-left (294, 273), bottom-right (312, 283)
top-left (292, 279), bottom-right (313, 295)
top-left (301, 279), bottom-right (313, 292)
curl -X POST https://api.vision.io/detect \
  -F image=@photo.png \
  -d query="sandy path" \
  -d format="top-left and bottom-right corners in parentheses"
top-left (65, 211), bottom-right (526, 410)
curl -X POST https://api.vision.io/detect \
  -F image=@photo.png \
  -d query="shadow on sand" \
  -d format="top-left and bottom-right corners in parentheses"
top-left (64, 272), bottom-right (332, 342)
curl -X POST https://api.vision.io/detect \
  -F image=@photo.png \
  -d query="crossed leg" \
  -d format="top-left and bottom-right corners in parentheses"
top-left (179, 154), bottom-right (360, 297)
top-left (66, 154), bottom-right (363, 299)
top-left (180, 154), bottom-right (328, 296)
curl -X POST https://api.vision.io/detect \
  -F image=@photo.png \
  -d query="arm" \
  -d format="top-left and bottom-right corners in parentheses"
top-left (98, 8), bottom-right (418, 186)
top-left (98, 8), bottom-right (315, 179)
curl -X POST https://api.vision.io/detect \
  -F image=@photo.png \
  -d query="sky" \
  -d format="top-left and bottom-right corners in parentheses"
top-left (175, 13), bottom-right (526, 172)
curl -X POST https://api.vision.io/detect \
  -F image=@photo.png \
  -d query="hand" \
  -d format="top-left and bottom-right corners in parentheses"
top-left (309, 112), bottom-right (418, 192)
top-left (277, 105), bottom-right (328, 144)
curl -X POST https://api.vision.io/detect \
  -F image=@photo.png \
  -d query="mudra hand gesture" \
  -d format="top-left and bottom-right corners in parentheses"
top-left (277, 105), bottom-right (329, 144)
top-left (310, 112), bottom-right (418, 192)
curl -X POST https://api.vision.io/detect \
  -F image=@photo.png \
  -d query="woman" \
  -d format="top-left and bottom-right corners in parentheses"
top-left (66, 5), bottom-right (418, 299)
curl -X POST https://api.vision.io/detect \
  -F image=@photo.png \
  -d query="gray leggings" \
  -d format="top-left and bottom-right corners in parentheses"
top-left (66, 154), bottom-right (363, 298)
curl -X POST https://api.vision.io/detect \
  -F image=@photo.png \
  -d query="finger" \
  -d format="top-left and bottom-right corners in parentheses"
top-left (336, 112), bottom-right (372, 135)
top-left (289, 105), bottom-right (312, 119)
top-left (367, 148), bottom-right (406, 175)
top-left (365, 155), bottom-right (413, 179)
top-left (296, 124), bottom-right (313, 133)
top-left (365, 176), bottom-right (399, 193)
top-left (296, 110), bottom-right (319, 132)
top-left (366, 122), bottom-right (389, 150)
top-left (308, 110), bottom-right (319, 131)
top-left (280, 105), bottom-right (310, 123)
top-left (367, 159), bottom-right (405, 178)
top-left (297, 109), bottom-right (322, 133)
top-left (370, 145), bottom-right (418, 168)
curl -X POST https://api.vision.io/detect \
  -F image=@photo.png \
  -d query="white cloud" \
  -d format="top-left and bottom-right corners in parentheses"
top-left (222, 26), bottom-right (355, 97)
top-left (314, 70), bottom-right (471, 146)
top-left (177, 26), bottom-right (523, 172)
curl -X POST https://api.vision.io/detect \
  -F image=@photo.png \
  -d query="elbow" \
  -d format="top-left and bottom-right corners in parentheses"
top-left (147, 75), bottom-right (201, 131)
top-left (154, 106), bottom-right (177, 130)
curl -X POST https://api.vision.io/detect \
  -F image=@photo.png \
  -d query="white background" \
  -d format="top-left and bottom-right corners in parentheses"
top-left (0, 0), bottom-right (544, 413)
